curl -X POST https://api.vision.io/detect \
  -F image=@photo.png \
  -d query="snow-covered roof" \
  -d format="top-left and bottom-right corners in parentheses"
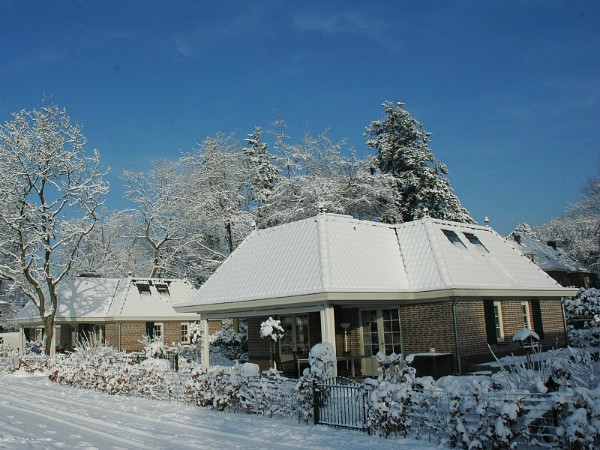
top-left (506, 232), bottom-right (592, 274)
top-left (13, 276), bottom-right (197, 324)
top-left (176, 213), bottom-right (575, 315)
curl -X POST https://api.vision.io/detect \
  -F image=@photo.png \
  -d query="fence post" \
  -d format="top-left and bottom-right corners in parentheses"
top-left (313, 381), bottom-right (320, 425)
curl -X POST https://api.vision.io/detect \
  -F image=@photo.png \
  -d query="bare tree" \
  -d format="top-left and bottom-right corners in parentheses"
top-left (0, 104), bottom-right (108, 354)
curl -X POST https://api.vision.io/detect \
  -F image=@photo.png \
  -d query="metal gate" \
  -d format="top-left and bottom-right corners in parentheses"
top-left (313, 377), bottom-right (369, 432)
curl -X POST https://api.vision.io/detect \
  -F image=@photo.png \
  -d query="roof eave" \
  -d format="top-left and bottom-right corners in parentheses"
top-left (174, 286), bottom-right (577, 318)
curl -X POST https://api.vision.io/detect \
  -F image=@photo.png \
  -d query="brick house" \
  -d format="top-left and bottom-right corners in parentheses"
top-left (507, 230), bottom-right (596, 289)
top-left (175, 212), bottom-right (577, 377)
top-left (12, 275), bottom-right (204, 353)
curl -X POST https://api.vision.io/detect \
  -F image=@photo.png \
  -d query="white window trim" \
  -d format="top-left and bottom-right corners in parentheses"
top-left (153, 322), bottom-right (163, 339)
top-left (493, 301), bottom-right (505, 342)
top-left (521, 301), bottom-right (532, 330)
top-left (180, 322), bottom-right (190, 344)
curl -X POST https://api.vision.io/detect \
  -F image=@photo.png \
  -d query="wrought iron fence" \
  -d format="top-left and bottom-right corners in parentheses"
top-left (313, 377), bottom-right (573, 446)
top-left (313, 377), bottom-right (369, 432)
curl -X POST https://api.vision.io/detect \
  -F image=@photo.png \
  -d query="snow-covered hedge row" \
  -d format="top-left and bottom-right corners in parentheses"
top-left (563, 288), bottom-right (600, 347)
top-left (185, 365), bottom-right (300, 419)
top-left (48, 342), bottom-right (182, 400)
top-left (365, 350), bottom-right (600, 448)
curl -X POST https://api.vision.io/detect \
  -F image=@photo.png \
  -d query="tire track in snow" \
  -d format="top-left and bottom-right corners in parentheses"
top-left (0, 376), bottom-right (307, 449)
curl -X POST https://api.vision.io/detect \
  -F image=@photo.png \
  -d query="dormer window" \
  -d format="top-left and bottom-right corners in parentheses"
top-left (155, 283), bottom-right (170, 295)
top-left (442, 230), bottom-right (466, 249)
top-left (464, 232), bottom-right (489, 253)
top-left (135, 282), bottom-right (151, 294)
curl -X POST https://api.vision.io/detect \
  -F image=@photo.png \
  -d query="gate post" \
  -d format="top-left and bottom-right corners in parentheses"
top-left (313, 381), bottom-right (320, 425)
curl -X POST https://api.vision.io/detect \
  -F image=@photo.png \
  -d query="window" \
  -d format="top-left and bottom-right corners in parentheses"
top-left (136, 282), bottom-right (151, 294)
top-left (464, 232), bottom-right (489, 253)
top-left (145, 321), bottom-right (163, 339)
top-left (279, 315), bottom-right (310, 356)
top-left (493, 302), bottom-right (504, 342)
top-left (155, 283), bottom-right (170, 295)
top-left (443, 230), bottom-right (466, 249)
top-left (153, 323), bottom-right (163, 339)
top-left (521, 302), bottom-right (532, 329)
top-left (360, 308), bottom-right (402, 377)
top-left (484, 300), bottom-right (505, 344)
top-left (181, 323), bottom-right (190, 343)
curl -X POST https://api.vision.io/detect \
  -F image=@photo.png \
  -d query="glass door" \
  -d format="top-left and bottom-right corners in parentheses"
top-left (360, 308), bottom-right (402, 376)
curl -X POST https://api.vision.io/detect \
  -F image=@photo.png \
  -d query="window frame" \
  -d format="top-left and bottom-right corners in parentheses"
top-left (493, 301), bottom-right (505, 342)
top-left (521, 301), bottom-right (532, 330)
top-left (180, 322), bottom-right (190, 344)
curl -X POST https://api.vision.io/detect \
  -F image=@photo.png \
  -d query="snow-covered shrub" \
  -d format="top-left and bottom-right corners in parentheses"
top-left (24, 339), bottom-right (44, 355)
top-left (185, 366), bottom-right (241, 411)
top-left (260, 317), bottom-right (284, 341)
top-left (364, 353), bottom-right (417, 437)
top-left (563, 288), bottom-right (600, 347)
top-left (140, 335), bottom-right (167, 359)
top-left (187, 321), bottom-right (203, 345)
top-left (0, 343), bottom-right (18, 374)
top-left (210, 327), bottom-right (248, 361)
top-left (307, 342), bottom-right (336, 379)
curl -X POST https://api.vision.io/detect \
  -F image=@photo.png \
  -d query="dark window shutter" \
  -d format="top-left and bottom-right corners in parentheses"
top-left (483, 300), bottom-right (497, 345)
top-left (146, 322), bottom-right (154, 339)
top-left (531, 300), bottom-right (544, 339)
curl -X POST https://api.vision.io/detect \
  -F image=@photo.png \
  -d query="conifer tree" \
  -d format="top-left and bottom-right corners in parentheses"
top-left (364, 101), bottom-right (474, 223)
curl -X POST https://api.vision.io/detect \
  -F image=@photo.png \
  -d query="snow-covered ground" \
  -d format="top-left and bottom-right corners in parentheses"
top-left (0, 372), bottom-right (441, 449)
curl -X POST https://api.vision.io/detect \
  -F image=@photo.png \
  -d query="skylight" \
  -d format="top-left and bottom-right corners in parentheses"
top-left (135, 282), bottom-right (151, 294)
top-left (155, 283), bottom-right (170, 295)
top-left (442, 230), bottom-right (466, 249)
top-left (464, 232), bottom-right (489, 253)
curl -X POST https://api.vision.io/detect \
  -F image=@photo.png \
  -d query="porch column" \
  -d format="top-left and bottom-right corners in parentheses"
top-left (320, 304), bottom-right (337, 376)
top-left (200, 316), bottom-right (210, 368)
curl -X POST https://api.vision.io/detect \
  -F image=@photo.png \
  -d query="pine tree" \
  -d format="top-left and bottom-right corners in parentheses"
top-left (243, 127), bottom-right (280, 209)
top-left (364, 101), bottom-right (474, 224)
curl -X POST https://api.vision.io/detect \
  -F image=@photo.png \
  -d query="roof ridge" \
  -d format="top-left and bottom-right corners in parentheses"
top-left (316, 214), bottom-right (331, 290)
top-left (423, 220), bottom-right (453, 286)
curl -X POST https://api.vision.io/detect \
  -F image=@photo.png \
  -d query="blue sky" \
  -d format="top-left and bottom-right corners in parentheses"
top-left (1, 0), bottom-right (599, 235)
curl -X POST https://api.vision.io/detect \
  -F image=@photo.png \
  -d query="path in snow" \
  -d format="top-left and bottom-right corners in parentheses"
top-left (0, 373), bottom-right (441, 449)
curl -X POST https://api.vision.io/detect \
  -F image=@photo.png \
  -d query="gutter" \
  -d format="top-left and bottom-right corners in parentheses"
top-left (452, 297), bottom-right (462, 374)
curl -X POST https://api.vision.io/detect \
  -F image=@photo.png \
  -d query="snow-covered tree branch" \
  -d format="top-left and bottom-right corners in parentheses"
top-left (0, 104), bottom-right (109, 354)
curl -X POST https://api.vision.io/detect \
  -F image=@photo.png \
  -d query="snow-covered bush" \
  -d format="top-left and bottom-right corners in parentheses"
top-left (140, 335), bottom-right (167, 359)
top-left (187, 321), bottom-right (203, 345)
top-left (24, 339), bottom-right (44, 355)
top-left (563, 288), bottom-right (600, 347)
top-left (185, 366), bottom-right (241, 410)
top-left (307, 342), bottom-right (336, 379)
top-left (184, 363), bottom-right (299, 418)
top-left (364, 353), bottom-right (417, 437)
top-left (260, 317), bottom-right (284, 341)
top-left (210, 327), bottom-right (248, 361)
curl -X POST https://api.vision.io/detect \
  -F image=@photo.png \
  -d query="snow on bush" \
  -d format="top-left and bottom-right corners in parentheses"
top-left (364, 353), bottom-right (417, 438)
top-left (259, 317), bottom-right (284, 341)
top-left (307, 342), bottom-right (336, 379)
top-left (184, 363), bottom-right (300, 418)
top-left (140, 335), bottom-right (167, 359)
top-left (563, 288), bottom-right (600, 347)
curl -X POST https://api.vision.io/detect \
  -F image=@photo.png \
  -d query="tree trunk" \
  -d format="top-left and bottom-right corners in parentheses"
top-left (42, 315), bottom-right (55, 356)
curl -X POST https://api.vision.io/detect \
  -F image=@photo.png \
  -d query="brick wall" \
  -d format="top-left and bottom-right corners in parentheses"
top-left (400, 302), bottom-right (456, 355)
top-left (104, 320), bottom-right (203, 352)
top-left (540, 299), bottom-right (567, 347)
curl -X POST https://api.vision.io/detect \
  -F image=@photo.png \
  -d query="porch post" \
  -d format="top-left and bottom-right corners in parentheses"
top-left (201, 316), bottom-right (210, 368)
top-left (320, 304), bottom-right (337, 377)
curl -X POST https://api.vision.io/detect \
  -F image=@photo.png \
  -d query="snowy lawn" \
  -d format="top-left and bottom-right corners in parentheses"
top-left (0, 372), bottom-right (441, 450)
